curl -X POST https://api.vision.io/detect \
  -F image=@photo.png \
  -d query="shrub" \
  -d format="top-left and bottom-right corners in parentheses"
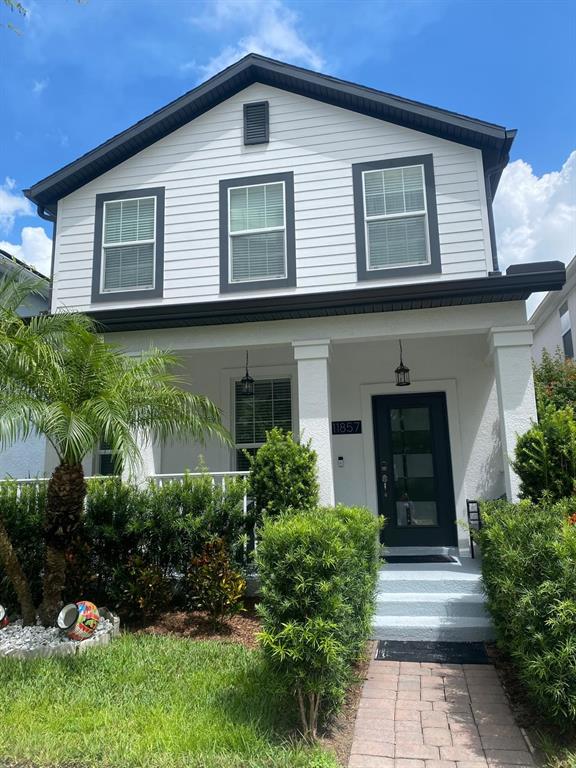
top-left (476, 498), bottom-right (576, 727)
top-left (512, 406), bottom-right (576, 502)
top-left (248, 428), bottom-right (319, 518)
top-left (0, 472), bottom-right (249, 618)
top-left (187, 538), bottom-right (246, 628)
top-left (0, 481), bottom-right (45, 613)
top-left (257, 505), bottom-right (379, 740)
top-left (534, 348), bottom-right (576, 416)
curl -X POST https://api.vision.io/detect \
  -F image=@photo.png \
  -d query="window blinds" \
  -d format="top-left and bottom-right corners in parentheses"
top-left (234, 378), bottom-right (292, 470)
top-left (229, 183), bottom-right (286, 282)
top-left (363, 165), bottom-right (428, 269)
top-left (102, 197), bottom-right (155, 291)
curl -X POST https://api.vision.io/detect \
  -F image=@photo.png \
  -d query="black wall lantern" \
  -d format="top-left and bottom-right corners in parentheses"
top-left (395, 340), bottom-right (411, 387)
top-left (240, 351), bottom-right (254, 396)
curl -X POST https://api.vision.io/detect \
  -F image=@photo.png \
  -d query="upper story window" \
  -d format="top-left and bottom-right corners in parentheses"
top-left (220, 172), bottom-right (296, 293)
top-left (560, 302), bottom-right (573, 358)
top-left (352, 154), bottom-right (441, 281)
top-left (91, 187), bottom-right (165, 303)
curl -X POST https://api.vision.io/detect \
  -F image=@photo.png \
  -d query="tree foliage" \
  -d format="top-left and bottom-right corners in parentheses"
top-left (0, 271), bottom-right (230, 624)
top-left (247, 428), bottom-right (319, 519)
top-left (534, 348), bottom-right (576, 417)
top-left (513, 406), bottom-right (576, 502)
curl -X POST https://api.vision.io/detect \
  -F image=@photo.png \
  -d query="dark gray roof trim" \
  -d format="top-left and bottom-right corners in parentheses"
top-left (89, 261), bottom-right (565, 333)
top-left (25, 54), bottom-right (515, 212)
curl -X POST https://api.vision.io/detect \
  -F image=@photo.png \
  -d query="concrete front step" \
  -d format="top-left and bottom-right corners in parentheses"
top-left (372, 614), bottom-right (495, 642)
top-left (376, 591), bottom-right (489, 618)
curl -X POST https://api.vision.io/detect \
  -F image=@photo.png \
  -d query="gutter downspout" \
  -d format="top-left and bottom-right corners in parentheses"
top-left (36, 205), bottom-right (56, 312)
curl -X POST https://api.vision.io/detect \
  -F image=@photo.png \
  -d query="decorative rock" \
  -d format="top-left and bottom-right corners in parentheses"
top-left (0, 610), bottom-right (120, 660)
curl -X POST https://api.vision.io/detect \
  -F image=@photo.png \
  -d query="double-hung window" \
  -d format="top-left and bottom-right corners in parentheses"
top-left (353, 155), bottom-right (441, 280)
top-left (220, 172), bottom-right (296, 292)
top-left (92, 188), bottom-right (165, 302)
top-left (234, 378), bottom-right (292, 470)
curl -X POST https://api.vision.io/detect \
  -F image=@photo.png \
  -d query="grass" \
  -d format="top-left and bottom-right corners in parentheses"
top-left (0, 634), bottom-right (339, 768)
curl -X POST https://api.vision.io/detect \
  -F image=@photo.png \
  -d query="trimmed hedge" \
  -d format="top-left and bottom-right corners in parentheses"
top-left (0, 473), bottom-right (248, 617)
top-left (476, 498), bottom-right (576, 727)
top-left (257, 505), bottom-right (380, 740)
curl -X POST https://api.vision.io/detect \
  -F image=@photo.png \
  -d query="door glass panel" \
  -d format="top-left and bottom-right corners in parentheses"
top-left (390, 406), bottom-right (437, 528)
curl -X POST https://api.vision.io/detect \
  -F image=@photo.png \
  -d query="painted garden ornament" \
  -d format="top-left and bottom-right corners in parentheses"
top-left (57, 601), bottom-right (100, 641)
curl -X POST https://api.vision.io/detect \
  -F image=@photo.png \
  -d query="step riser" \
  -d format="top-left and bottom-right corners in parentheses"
top-left (371, 624), bottom-right (495, 642)
top-left (375, 600), bottom-right (489, 619)
top-left (377, 578), bottom-right (484, 594)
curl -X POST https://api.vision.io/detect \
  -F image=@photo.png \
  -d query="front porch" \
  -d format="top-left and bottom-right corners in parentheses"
top-left (104, 301), bottom-right (537, 558)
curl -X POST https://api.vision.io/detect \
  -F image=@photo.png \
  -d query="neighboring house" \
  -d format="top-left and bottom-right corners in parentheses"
top-left (25, 54), bottom-right (565, 556)
top-left (0, 248), bottom-right (49, 478)
top-left (531, 254), bottom-right (576, 362)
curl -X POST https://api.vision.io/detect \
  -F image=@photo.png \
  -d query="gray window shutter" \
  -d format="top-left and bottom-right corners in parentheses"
top-left (243, 102), bottom-right (269, 145)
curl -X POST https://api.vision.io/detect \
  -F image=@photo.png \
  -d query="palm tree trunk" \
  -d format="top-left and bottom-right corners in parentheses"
top-left (39, 462), bottom-right (86, 626)
top-left (0, 515), bottom-right (36, 625)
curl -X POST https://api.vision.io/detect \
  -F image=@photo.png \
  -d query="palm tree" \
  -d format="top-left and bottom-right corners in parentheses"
top-left (0, 273), bottom-right (230, 625)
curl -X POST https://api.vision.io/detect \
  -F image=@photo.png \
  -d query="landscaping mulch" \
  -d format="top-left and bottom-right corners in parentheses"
top-left (128, 607), bottom-right (261, 649)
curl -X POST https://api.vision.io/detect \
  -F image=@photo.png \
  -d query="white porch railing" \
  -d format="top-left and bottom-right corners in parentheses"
top-left (149, 471), bottom-right (250, 516)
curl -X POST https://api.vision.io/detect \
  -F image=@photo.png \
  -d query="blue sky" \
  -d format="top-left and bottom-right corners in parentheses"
top-left (1, 0), bottom-right (575, 284)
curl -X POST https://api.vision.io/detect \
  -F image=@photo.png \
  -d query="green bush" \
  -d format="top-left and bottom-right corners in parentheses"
top-left (187, 538), bottom-right (246, 628)
top-left (257, 505), bottom-right (380, 740)
top-left (0, 481), bottom-right (45, 613)
top-left (476, 498), bottom-right (576, 727)
top-left (248, 428), bottom-right (319, 518)
top-left (534, 348), bottom-right (576, 416)
top-left (512, 406), bottom-right (576, 502)
top-left (0, 472), bottom-right (249, 617)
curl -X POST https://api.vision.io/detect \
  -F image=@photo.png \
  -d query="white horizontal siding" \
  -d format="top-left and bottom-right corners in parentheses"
top-left (53, 83), bottom-right (494, 311)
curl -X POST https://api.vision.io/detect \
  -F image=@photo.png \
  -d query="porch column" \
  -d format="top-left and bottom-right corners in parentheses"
top-left (489, 326), bottom-right (537, 501)
top-left (293, 340), bottom-right (335, 506)
top-left (124, 433), bottom-right (161, 486)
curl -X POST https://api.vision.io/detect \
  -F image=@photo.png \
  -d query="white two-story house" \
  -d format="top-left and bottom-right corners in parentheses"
top-left (25, 54), bottom-right (565, 556)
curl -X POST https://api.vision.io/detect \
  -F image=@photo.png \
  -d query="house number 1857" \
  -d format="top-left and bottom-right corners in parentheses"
top-left (331, 421), bottom-right (362, 435)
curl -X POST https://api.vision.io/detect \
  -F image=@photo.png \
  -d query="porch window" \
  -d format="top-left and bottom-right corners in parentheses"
top-left (560, 302), bottom-right (573, 358)
top-left (219, 173), bottom-right (296, 293)
top-left (352, 155), bottom-right (441, 281)
top-left (234, 378), bottom-right (292, 470)
top-left (95, 442), bottom-right (120, 476)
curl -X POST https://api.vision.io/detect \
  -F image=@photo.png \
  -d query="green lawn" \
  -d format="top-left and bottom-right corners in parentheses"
top-left (0, 635), bottom-right (339, 768)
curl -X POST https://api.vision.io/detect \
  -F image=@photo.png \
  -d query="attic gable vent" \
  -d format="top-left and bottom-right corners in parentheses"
top-left (243, 101), bottom-right (269, 145)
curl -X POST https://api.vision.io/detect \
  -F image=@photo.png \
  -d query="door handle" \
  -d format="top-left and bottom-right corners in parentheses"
top-left (380, 462), bottom-right (388, 498)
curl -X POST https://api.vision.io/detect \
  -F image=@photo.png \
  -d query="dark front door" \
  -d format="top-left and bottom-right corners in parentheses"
top-left (372, 392), bottom-right (457, 547)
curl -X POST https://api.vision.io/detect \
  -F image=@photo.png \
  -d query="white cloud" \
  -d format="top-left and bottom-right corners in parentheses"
top-left (0, 177), bottom-right (34, 233)
top-left (188, 0), bottom-right (323, 80)
top-left (494, 151), bottom-right (576, 314)
top-left (32, 78), bottom-right (48, 95)
top-left (0, 227), bottom-right (52, 278)
top-left (494, 151), bottom-right (576, 269)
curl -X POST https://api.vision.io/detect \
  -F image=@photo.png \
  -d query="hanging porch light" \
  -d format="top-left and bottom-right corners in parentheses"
top-left (240, 351), bottom-right (255, 396)
top-left (395, 340), bottom-right (411, 387)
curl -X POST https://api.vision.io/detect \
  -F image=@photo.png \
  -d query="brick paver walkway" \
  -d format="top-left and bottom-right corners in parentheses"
top-left (349, 656), bottom-right (535, 767)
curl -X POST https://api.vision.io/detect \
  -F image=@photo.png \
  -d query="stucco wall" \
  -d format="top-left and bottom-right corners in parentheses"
top-left (0, 436), bottom-right (47, 480)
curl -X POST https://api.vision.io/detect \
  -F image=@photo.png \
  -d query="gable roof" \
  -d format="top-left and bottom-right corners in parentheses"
top-left (0, 247), bottom-right (50, 283)
top-left (25, 54), bottom-right (516, 214)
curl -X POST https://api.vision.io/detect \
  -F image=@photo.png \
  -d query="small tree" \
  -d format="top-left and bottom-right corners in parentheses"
top-left (513, 406), bottom-right (576, 502)
top-left (247, 428), bottom-right (319, 518)
top-left (0, 273), bottom-right (230, 625)
top-left (534, 349), bottom-right (576, 417)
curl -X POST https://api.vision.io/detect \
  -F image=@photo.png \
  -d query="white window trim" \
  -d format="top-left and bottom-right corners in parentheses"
top-left (100, 195), bottom-right (157, 294)
top-left (227, 181), bottom-right (288, 284)
top-left (361, 164), bottom-right (431, 272)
